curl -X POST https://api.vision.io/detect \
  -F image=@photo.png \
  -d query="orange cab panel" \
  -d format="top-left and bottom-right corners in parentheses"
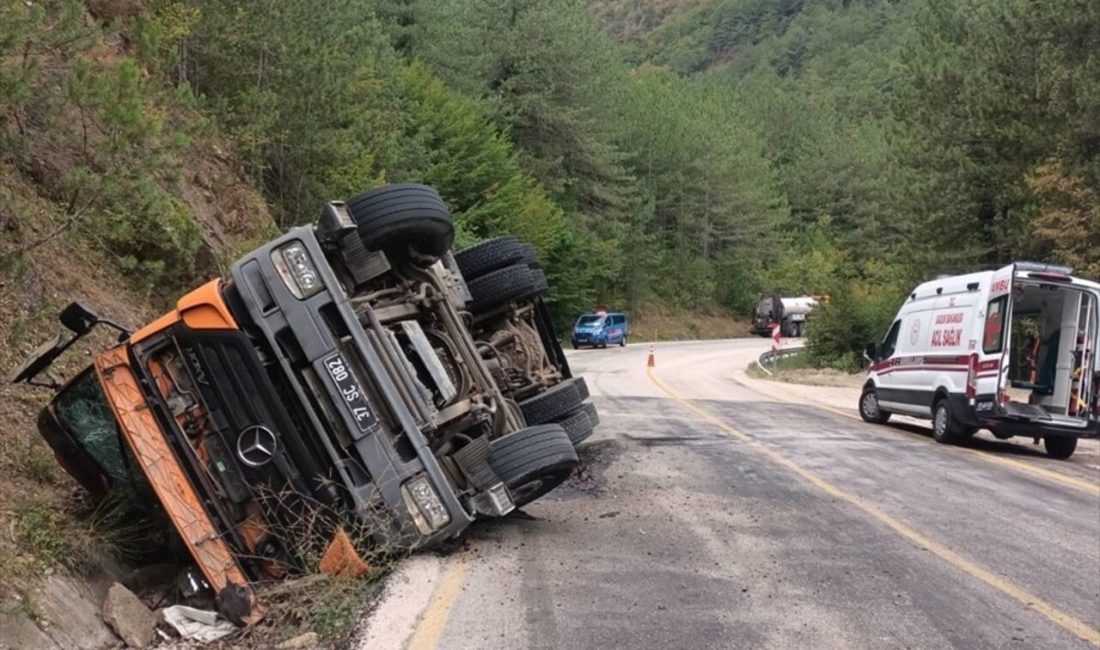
top-left (94, 346), bottom-right (262, 625)
top-left (130, 280), bottom-right (238, 344)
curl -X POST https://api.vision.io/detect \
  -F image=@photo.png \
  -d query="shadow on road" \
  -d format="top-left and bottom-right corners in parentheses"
top-left (884, 421), bottom-right (1057, 460)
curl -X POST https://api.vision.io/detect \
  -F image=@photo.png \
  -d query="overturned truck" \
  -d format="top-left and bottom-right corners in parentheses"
top-left (12, 184), bottom-right (598, 624)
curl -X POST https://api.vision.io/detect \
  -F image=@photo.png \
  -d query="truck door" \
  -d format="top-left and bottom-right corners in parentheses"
top-left (983, 264), bottom-right (1015, 402)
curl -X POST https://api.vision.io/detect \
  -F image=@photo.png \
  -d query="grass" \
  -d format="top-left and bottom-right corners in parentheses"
top-left (746, 350), bottom-right (866, 388)
top-left (628, 303), bottom-right (752, 342)
top-left (221, 486), bottom-right (405, 648)
top-left (747, 351), bottom-right (815, 378)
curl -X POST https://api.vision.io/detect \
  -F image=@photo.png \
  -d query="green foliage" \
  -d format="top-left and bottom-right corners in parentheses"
top-left (895, 0), bottom-right (1100, 270)
top-left (8, 0), bottom-right (1099, 368)
top-left (806, 267), bottom-right (908, 371)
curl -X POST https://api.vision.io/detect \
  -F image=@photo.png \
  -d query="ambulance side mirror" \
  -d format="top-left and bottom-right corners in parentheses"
top-left (863, 343), bottom-right (878, 362)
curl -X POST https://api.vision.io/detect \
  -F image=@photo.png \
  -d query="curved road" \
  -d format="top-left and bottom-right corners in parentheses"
top-left (358, 339), bottom-right (1100, 650)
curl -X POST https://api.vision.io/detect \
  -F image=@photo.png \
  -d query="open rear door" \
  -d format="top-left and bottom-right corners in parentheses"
top-left (984, 264), bottom-right (1016, 400)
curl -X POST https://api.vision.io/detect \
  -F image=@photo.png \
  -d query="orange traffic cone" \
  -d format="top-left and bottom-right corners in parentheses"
top-left (646, 344), bottom-right (655, 368)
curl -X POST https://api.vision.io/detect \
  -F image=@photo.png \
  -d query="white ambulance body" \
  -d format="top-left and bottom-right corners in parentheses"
top-left (859, 262), bottom-right (1099, 459)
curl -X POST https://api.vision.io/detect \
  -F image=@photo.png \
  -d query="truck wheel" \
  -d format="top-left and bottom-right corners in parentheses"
top-left (556, 403), bottom-right (599, 445)
top-left (520, 378), bottom-right (585, 425)
top-left (515, 268), bottom-right (548, 302)
top-left (467, 263), bottom-right (536, 313)
top-left (518, 243), bottom-right (538, 267)
top-left (572, 376), bottom-right (589, 400)
top-left (455, 236), bottom-right (523, 280)
top-left (859, 387), bottom-right (891, 424)
top-left (619, 335), bottom-right (626, 347)
top-left (1044, 436), bottom-right (1077, 459)
top-left (488, 424), bottom-right (578, 507)
top-left (346, 183), bottom-right (454, 258)
top-left (932, 398), bottom-right (962, 444)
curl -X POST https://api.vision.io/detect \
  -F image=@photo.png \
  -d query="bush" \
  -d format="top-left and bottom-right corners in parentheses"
top-left (806, 269), bottom-right (908, 371)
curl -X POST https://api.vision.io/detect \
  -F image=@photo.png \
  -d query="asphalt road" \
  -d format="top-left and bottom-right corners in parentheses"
top-left (358, 339), bottom-right (1100, 650)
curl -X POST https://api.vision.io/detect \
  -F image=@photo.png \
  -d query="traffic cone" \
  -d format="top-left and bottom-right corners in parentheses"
top-left (647, 344), bottom-right (655, 368)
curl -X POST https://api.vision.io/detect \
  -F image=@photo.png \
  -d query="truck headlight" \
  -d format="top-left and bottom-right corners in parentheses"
top-left (272, 241), bottom-right (322, 299)
top-left (401, 476), bottom-right (451, 535)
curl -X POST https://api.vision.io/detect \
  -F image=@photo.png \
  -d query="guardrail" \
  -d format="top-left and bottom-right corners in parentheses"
top-left (756, 346), bottom-right (803, 375)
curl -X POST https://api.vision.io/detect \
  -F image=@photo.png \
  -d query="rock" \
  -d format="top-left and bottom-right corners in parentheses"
top-left (102, 583), bottom-right (157, 649)
top-left (33, 575), bottom-right (118, 650)
top-left (277, 631), bottom-right (320, 649)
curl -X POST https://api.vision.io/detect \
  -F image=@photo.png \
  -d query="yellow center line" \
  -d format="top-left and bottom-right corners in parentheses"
top-left (730, 374), bottom-right (1100, 497)
top-left (406, 553), bottom-right (471, 650)
top-left (648, 366), bottom-right (1100, 647)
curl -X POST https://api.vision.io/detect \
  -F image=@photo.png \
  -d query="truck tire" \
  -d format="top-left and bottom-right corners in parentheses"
top-left (556, 403), bottom-right (599, 445)
top-left (455, 236), bottom-right (523, 280)
top-left (573, 376), bottom-right (589, 400)
top-left (519, 378), bottom-right (585, 425)
top-left (515, 268), bottom-right (548, 302)
top-left (346, 183), bottom-right (454, 257)
top-left (1044, 436), bottom-right (1077, 459)
top-left (932, 397), bottom-right (962, 444)
top-left (488, 424), bottom-right (577, 507)
top-left (467, 263), bottom-right (536, 313)
top-left (859, 386), bottom-right (890, 424)
top-left (519, 243), bottom-right (538, 267)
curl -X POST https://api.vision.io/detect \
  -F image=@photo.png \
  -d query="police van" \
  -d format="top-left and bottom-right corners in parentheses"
top-left (859, 262), bottom-right (1099, 459)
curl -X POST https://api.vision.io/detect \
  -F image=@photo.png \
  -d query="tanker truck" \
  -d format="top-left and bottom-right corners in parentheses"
top-left (751, 295), bottom-right (821, 338)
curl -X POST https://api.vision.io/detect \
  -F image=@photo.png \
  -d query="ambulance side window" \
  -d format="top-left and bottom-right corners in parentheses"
top-left (984, 296), bottom-right (1008, 353)
top-left (880, 320), bottom-right (901, 360)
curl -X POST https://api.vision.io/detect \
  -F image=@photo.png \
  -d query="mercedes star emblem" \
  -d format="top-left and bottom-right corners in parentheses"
top-left (236, 425), bottom-right (277, 468)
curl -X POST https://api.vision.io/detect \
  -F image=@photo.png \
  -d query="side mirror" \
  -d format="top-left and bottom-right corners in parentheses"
top-left (863, 343), bottom-right (877, 362)
top-left (59, 301), bottom-right (99, 336)
top-left (10, 334), bottom-right (68, 386)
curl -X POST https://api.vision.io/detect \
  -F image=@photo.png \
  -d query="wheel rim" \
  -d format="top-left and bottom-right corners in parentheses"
top-left (862, 391), bottom-right (879, 419)
top-left (934, 405), bottom-right (947, 437)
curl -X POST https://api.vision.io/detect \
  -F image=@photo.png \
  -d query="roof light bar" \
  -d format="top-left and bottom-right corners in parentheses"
top-left (1016, 261), bottom-right (1073, 275)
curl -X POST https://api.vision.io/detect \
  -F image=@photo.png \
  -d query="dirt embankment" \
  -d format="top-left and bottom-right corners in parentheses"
top-left (629, 303), bottom-right (752, 342)
top-left (0, 7), bottom-right (275, 647)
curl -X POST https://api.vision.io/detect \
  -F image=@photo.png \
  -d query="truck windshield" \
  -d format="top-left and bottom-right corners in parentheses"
top-left (54, 370), bottom-right (129, 482)
top-left (577, 316), bottom-right (604, 326)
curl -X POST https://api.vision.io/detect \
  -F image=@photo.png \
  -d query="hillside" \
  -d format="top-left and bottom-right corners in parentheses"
top-left (588, 0), bottom-right (1100, 367)
top-left (0, 3), bottom-right (279, 644)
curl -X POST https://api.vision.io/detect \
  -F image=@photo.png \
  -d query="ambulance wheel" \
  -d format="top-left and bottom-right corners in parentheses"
top-left (1044, 436), bottom-right (1077, 460)
top-left (859, 387), bottom-right (891, 424)
top-left (932, 398), bottom-right (962, 444)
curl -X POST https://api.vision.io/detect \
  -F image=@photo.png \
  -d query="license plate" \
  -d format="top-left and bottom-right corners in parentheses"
top-left (323, 353), bottom-right (377, 433)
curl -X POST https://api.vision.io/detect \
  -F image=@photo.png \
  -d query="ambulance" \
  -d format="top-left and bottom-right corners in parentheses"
top-left (859, 262), bottom-right (1099, 459)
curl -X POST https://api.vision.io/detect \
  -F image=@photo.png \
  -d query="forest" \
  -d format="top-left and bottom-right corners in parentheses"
top-left (2, 0), bottom-right (1098, 367)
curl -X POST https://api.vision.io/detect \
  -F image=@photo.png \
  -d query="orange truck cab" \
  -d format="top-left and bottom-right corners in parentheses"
top-left (22, 286), bottom-right (295, 624)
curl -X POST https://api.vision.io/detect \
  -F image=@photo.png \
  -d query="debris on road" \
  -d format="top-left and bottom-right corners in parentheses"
top-left (160, 605), bottom-right (236, 643)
